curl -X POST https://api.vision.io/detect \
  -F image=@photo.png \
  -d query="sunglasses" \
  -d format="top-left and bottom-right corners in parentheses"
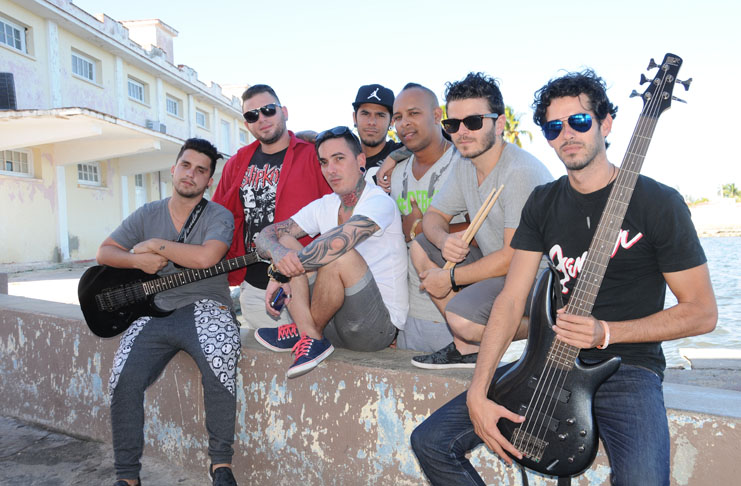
top-left (243, 103), bottom-right (281, 123)
top-left (315, 126), bottom-right (354, 147)
top-left (442, 113), bottom-right (499, 134)
top-left (542, 113), bottom-right (593, 141)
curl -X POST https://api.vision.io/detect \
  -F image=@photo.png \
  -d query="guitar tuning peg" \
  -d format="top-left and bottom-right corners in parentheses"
top-left (647, 58), bottom-right (659, 70)
top-left (629, 90), bottom-right (642, 98)
top-left (676, 78), bottom-right (693, 91)
top-left (671, 96), bottom-right (687, 104)
top-left (639, 74), bottom-right (650, 85)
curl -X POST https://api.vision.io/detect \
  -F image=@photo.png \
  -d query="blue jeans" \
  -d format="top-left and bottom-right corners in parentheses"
top-left (411, 364), bottom-right (670, 486)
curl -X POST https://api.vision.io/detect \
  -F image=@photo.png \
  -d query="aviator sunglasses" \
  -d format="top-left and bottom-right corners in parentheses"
top-left (243, 103), bottom-right (281, 123)
top-left (442, 113), bottom-right (499, 134)
top-left (542, 113), bottom-right (593, 141)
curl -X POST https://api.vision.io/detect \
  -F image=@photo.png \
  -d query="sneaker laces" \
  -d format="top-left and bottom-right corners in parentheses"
top-left (277, 323), bottom-right (299, 340)
top-left (292, 335), bottom-right (313, 359)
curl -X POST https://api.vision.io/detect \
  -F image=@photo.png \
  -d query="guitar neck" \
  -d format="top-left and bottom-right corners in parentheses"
top-left (142, 253), bottom-right (264, 296)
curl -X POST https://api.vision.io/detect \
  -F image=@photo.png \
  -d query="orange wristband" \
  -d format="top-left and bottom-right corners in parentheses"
top-left (597, 320), bottom-right (610, 349)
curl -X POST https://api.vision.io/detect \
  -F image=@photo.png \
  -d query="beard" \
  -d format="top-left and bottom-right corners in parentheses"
top-left (257, 122), bottom-right (286, 145)
top-left (359, 133), bottom-right (386, 148)
top-left (456, 126), bottom-right (497, 159)
top-left (558, 141), bottom-right (601, 171)
top-left (174, 181), bottom-right (205, 199)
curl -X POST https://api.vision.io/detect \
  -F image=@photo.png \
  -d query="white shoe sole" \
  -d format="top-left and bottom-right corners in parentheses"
top-left (253, 329), bottom-right (296, 352)
top-left (286, 345), bottom-right (335, 378)
top-left (411, 358), bottom-right (476, 370)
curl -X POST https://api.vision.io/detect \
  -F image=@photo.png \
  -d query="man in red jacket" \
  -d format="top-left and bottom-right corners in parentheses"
top-left (212, 84), bottom-right (330, 329)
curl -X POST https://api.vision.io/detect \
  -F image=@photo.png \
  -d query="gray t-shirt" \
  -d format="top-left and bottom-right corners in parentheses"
top-left (110, 198), bottom-right (234, 311)
top-left (431, 142), bottom-right (552, 256)
top-left (391, 145), bottom-right (463, 322)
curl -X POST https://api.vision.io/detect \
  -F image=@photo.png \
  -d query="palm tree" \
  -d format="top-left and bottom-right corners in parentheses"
top-left (503, 106), bottom-right (532, 148)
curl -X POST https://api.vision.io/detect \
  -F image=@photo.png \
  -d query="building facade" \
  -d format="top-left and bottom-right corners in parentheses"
top-left (0, 0), bottom-right (250, 264)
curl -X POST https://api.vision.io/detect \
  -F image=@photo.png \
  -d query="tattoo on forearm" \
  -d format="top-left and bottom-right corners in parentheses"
top-left (298, 215), bottom-right (378, 270)
top-left (159, 245), bottom-right (166, 251)
top-left (256, 219), bottom-right (307, 261)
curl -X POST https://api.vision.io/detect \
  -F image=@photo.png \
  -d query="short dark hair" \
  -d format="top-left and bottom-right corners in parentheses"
top-left (399, 82), bottom-right (439, 108)
top-left (176, 138), bottom-right (222, 176)
top-left (315, 126), bottom-right (363, 158)
top-left (241, 84), bottom-right (280, 104)
top-left (444, 72), bottom-right (505, 115)
top-left (532, 70), bottom-right (618, 128)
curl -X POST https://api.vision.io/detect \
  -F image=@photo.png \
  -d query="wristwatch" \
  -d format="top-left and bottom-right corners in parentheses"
top-left (267, 263), bottom-right (291, 283)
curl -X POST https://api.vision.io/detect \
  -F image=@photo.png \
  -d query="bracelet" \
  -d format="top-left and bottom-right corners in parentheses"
top-left (596, 320), bottom-right (610, 349)
top-left (267, 263), bottom-right (291, 283)
top-left (409, 218), bottom-right (423, 240)
top-left (450, 266), bottom-right (461, 292)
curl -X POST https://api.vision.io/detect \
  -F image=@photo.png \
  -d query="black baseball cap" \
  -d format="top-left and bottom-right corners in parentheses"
top-left (352, 84), bottom-right (394, 113)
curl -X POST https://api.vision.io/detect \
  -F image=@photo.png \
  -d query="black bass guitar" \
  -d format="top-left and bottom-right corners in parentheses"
top-left (489, 53), bottom-right (689, 478)
top-left (78, 252), bottom-right (265, 338)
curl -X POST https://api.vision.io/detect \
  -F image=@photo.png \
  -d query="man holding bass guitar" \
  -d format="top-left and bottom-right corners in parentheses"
top-left (411, 68), bottom-right (717, 485)
top-left (97, 138), bottom-right (240, 486)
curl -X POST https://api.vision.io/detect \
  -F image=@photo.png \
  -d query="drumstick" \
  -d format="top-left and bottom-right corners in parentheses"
top-left (443, 184), bottom-right (504, 270)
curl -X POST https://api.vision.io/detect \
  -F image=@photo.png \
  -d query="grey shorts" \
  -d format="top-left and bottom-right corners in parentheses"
top-left (313, 268), bottom-right (397, 352)
top-left (415, 233), bottom-right (532, 326)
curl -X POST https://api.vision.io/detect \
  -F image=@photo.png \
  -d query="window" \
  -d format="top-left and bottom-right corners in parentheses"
top-left (220, 120), bottom-right (231, 152)
top-left (1, 149), bottom-right (32, 176)
top-left (195, 109), bottom-right (208, 129)
top-left (0, 16), bottom-right (25, 53)
top-left (71, 52), bottom-right (95, 82)
top-left (166, 95), bottom-right (181, 117)
top-left (127, 77), bottom-right (145, 103)
top-left (77, 162), bottom-right (101, 185)
top-left (239, 130), bottom-right (248, 145)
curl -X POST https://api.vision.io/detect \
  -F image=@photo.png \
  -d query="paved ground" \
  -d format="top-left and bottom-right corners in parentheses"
top-left (0, 416), bottom-right (205, 486)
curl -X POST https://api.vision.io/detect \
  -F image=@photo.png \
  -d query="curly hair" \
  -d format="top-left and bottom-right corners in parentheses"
top-left (532, 70), bottom-right (618, 128)
top-left (444, 72), bottom-right (504, 115)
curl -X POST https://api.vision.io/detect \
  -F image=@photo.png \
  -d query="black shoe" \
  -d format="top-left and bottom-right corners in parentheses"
top-left (210, 465), bottom-right (237, 486)
top-left (113, 480), bottom-right (140, 486)
top-left (411, 342), bottom-right (478, 369)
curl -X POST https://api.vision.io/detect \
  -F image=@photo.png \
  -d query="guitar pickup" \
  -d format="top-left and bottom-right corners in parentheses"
top-left (528, 376), bottom-right (571, 404)
top-left (518, 404), bottom-right (560, 433)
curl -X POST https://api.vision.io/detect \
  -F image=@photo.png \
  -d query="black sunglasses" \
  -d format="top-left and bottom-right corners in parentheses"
top-left (542, 113), bottom-right (593, 141)
top-left (315, 126), bottom-right (354, 147)
top-left (243, 103), bottom-right (281, 123)
top-left (442, 113), bottom-right (499, 134)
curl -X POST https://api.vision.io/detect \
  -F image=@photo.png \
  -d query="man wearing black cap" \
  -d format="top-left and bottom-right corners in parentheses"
top-left (352, 84), bottom-right (403, 182)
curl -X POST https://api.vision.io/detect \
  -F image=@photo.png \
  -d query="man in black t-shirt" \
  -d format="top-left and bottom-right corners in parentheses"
top-left (411, 70), bottom-right (717, 485)
top-left (352, 84), bottom-right (402, 182)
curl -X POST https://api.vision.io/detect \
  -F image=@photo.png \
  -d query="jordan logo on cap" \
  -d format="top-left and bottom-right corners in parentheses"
top-left (367, 88), bottom-right (381, 101)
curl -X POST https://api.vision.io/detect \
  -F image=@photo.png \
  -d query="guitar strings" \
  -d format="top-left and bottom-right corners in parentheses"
top-left (516, 65), bottom-right (672, 455)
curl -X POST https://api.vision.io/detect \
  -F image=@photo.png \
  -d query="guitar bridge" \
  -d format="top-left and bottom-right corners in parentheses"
top-left (511, 428), bottom-right (548, 462)
top-left (95, 284), bottom-right (147, 311)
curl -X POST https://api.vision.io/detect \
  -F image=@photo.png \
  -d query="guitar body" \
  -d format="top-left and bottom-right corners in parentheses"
top-left (78, 265), bottom-right (173, 338)
top-left (489, 267), bottom-right (621, 477)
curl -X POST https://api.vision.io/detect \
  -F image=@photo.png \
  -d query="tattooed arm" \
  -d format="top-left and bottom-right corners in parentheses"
top-left (297, 215), bottom-right (379, 270)
top-left (256, 218), bottom-right (308, 261)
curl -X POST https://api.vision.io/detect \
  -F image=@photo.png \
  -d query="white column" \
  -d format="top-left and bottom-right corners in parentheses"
top-left (121, 175), bottom-right (129, 218)
top-left (56, 165), bottom-right (70, 261)
top-left (187, 94), bottom-right (196, 137)
top-left (46, 20), bottom-right (61, 107)
top-left (115, 56), bottom-right (125, 118)
top-left (156, 78), bottom-right (165, 123)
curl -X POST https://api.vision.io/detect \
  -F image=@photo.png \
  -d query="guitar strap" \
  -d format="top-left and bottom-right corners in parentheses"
top-left (175, 197), bottom-right (208, 243)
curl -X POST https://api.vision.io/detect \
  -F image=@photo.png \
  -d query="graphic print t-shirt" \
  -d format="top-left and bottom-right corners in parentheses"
top-left (240, 146), bottom-right (286, 289)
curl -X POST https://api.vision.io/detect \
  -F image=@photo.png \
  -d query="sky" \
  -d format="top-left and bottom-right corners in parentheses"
top-left (73, 0), bottom-right (740, 199)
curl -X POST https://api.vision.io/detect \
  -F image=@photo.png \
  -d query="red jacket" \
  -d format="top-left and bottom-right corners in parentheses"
top-left (212, 131), bottom-right (331, 285)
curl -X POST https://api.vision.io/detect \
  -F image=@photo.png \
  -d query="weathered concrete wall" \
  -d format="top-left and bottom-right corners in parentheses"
top-left (1, 294), bottom-right (740, 485)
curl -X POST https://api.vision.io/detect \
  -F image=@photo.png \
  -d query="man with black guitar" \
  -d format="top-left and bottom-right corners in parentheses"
top-left (411, 69), bottom-right (717, 485)
top-left (97, 139), bottom-right (240, 486)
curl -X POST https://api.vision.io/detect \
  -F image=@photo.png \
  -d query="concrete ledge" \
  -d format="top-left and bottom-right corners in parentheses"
top-left (1, 294), bottom-right (740, 485)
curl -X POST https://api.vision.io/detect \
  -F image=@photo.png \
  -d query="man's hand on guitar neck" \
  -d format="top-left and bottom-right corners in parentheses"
top-left (466, 391), bottom-right (524, 465)
top-left (553, 309), bottom-right (607, 349)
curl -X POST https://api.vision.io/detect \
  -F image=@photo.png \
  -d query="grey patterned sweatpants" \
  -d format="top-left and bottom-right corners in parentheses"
top-left (108, 299), bottom-right (241, 480)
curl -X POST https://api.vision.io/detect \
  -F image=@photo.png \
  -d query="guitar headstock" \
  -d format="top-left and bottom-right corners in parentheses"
top-left (629, 53), bottom-right (690, 118)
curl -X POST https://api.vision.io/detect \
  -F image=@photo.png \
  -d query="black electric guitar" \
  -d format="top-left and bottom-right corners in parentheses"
top-left (489, 53), bottom-right (689, 478)
top-left (78, 252), bottom-right (266, 338)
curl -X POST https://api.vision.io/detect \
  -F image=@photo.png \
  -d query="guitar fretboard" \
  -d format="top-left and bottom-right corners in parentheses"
top-left (141, 253), bottom-right (263, 295)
